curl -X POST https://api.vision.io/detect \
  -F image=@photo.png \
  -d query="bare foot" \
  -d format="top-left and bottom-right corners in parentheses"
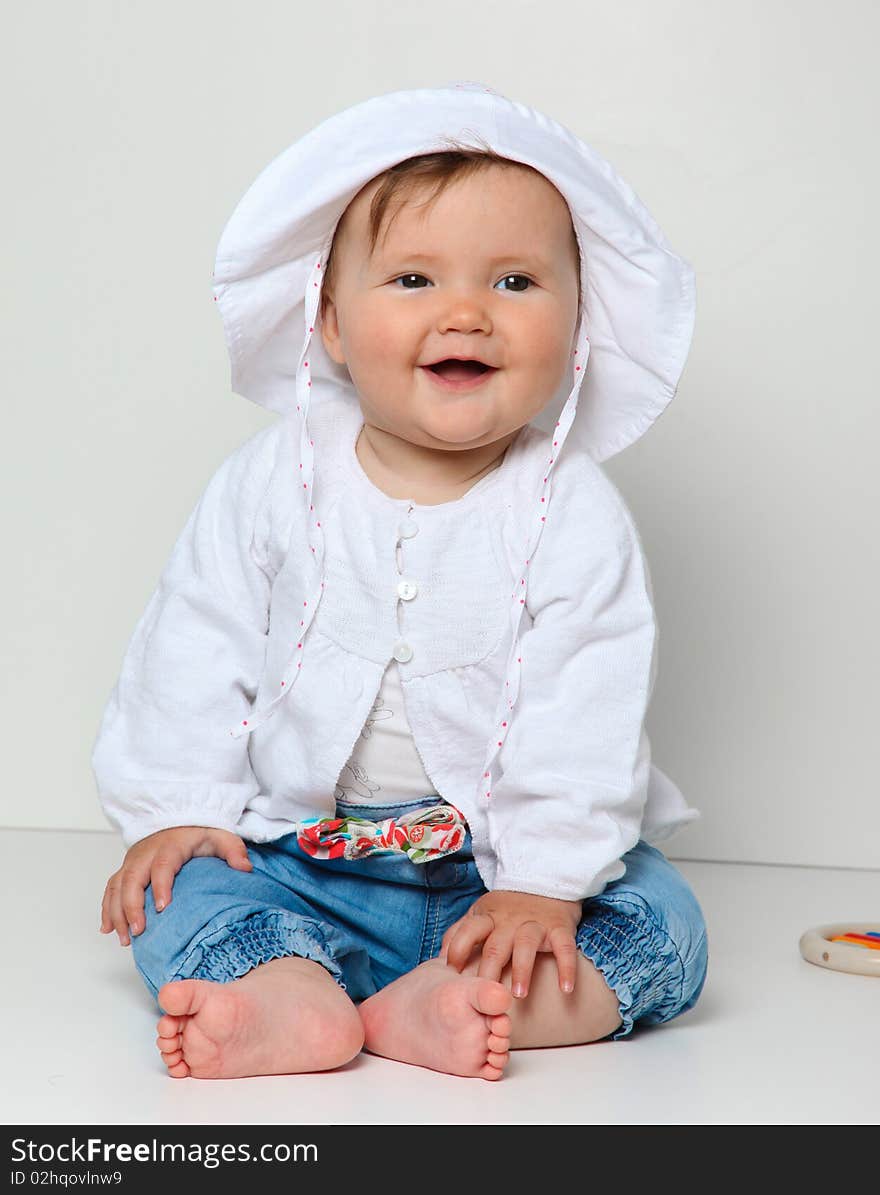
top-left (358, 958), bottom-right (513, 1080)
top-left (154, 956), bottom-right (364, 1078)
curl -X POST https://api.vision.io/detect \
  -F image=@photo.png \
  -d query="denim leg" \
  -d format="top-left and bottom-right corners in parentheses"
top-left (576, 841), bottom-right (709, 1041)
top-left (130, 847), bottom-right (376, 1007)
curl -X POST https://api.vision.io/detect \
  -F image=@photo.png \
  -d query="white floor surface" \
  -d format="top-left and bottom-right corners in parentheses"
top-left (3, 828), bottom-right (877, 1125)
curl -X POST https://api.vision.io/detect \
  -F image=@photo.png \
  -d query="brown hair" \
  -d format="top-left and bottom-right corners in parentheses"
top-left (320, 136), bottom-right (581, 317)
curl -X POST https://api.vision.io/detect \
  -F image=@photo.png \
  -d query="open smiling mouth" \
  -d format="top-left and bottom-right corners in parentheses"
top-left (420, 359), bottom-right (498, 392)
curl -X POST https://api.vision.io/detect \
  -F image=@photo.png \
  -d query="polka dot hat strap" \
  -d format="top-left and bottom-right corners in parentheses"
top-left (228, 251), bottom-right (329, 740)
top-left (475, 318), bottom-right (591, 804)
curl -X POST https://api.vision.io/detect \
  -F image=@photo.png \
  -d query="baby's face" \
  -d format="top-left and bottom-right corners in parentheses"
top-left (320, 165), bottom-right (580, 455)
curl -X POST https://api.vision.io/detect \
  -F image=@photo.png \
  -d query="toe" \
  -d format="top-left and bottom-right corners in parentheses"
top-left (472, 978), bottom-right (512, 1017)
top-left (161, 1048), bottom-right (185, 1067)
top-left (487, 1049), bottom-right (509, 1070)
top-left (479, 1060), bottom-right (505, 1081)
top-left (487, 1011), bottom-right (511, 1038)
top-left (165, 1058), bottom-right (190, 1078)
top-left (157, 1013), bottom-right (182, 1038)
top-left (156, 1035), bottom-right (182, 1056)
top-left (487, 1032), bottom-right (508, 1053)
top-left (158, 978), bottom-right (205, 1018)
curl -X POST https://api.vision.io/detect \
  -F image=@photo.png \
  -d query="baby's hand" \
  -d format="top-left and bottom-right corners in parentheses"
top-left (440, 890), bottom-right (582, 999)
top-left (99, 826), bottom-right (253, 946)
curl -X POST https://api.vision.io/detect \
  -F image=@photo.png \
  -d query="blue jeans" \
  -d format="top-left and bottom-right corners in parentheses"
top-left (131, 796), bottom-right (709, 1041)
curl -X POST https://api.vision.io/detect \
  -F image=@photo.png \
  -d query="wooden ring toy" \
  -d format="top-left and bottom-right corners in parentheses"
top-left (799, 922), bottom-right (880, 976)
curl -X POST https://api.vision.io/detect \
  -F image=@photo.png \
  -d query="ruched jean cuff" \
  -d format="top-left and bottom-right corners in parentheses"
top-left (171, 910), bottom-right (348, 992)
top-left (576, 898), bottom-right (686, 1041)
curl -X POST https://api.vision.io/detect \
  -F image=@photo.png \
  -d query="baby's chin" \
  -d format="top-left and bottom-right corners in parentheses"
top-left (409, 396), bottom-right (507, 446)
top-left (412, 414), bottom-right (505, 451)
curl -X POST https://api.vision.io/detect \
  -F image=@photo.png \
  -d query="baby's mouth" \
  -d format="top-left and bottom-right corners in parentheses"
top-left (425, 359), bottom-right (494, 381)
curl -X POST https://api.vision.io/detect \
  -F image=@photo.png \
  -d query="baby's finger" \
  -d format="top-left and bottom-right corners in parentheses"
top-left (100, 877), bottom-right (119, 933)
top-left (439, 928), bottom-right (458, 968)
top-left (509, 924), bottom-right (545, 998)
top-left (476, 931), bottom-right (516, 983)
top-left (439, 917), bottom-right (476, 963)
top-left (149, 852), bottom-right (185, 916)
top-left (107, 880), bottom-right (131, 946)
top-left (549, 926), bottom-right (579, 994)
top-left (444, 912), bottom-right (494, 970)
top-left (222, 838), bottom-right (253, 872)
top-left (439, 918), bottom-right (467, 955)
top-left (441, 924), bottom-right (473, 971)
top-left (120, 865), bottom-right (151, 939)
top-left (438, 923), bottom-right (460, 963)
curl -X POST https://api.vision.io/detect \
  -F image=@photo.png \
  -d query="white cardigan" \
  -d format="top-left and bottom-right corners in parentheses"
top-left (91, 395), bottom-right (699, 901)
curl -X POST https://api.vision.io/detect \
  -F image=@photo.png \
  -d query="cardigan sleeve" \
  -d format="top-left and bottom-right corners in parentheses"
top-left (90, 421), bottom-right (281, 849)
top-left (487, 461), bottom-right (658, 902)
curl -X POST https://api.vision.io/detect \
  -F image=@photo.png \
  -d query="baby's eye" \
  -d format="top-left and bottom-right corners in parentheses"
top-left (392, 274), bottom-right (430, 289)
top-left (495, 274), bottom-right (532, 293)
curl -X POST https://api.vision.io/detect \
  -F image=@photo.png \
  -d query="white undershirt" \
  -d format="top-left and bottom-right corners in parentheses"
top-left (334, 659), bottom-right (439, 805)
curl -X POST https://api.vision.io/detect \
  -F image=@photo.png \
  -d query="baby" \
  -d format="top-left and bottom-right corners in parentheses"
top-left (94, 82), bottom-right (709, 1081)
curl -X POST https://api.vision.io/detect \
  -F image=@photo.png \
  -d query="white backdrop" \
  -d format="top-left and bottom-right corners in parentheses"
top-left (3, 0), bottom-right (878, 870)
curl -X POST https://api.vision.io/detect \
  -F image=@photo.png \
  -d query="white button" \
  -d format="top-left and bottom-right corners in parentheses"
top-left (392, 640), bottom-right (413, 663)
top-left (397, 579), bottom-right (418, 601)
top-left (398, 518), bottom-right (419, 539)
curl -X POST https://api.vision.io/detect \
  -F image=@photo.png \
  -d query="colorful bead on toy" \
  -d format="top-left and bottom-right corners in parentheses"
top-left (829, 931), bottom-right (880, 950)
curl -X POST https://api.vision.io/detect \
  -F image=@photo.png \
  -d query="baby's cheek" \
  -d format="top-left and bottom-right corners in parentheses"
top-left (370, 326), bottom-right (408, 362)
top-left (527, 327), bottom-right (577, 392)
top-left (511, 302), bottom-right (572, 367)
top-left (348, 304), bottom-right (407, 362)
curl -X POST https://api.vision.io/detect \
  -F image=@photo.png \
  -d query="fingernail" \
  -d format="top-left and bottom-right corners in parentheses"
top-left (563, 981), bottom-right (574, 993)
top-left (513, 982), bottom-right (525, 998)
top-left (155, 900), bottom-right (165, 912)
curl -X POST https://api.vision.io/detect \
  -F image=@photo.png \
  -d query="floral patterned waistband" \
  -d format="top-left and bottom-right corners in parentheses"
top-left (295, 802), bottom-right (467, 864)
